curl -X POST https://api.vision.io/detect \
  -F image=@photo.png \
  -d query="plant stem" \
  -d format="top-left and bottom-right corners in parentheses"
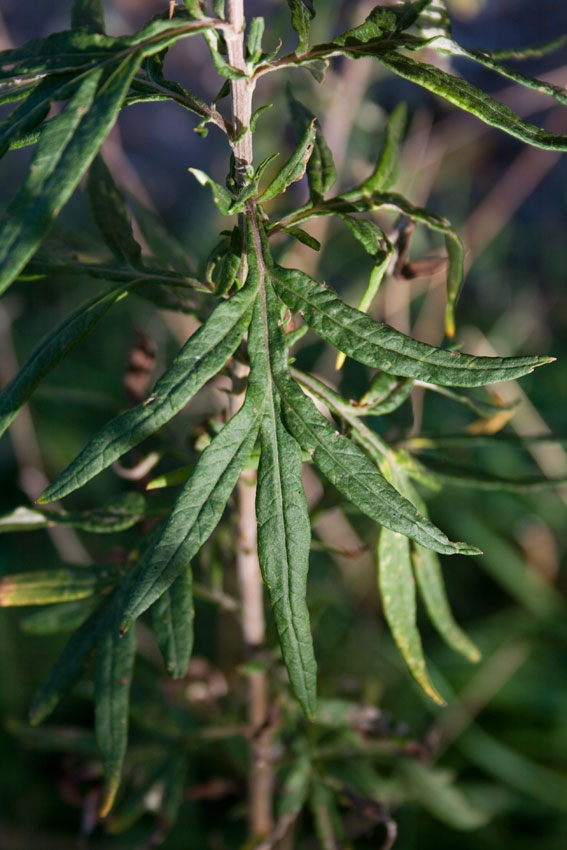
top-left (225, 1), bottom-right (273, 839)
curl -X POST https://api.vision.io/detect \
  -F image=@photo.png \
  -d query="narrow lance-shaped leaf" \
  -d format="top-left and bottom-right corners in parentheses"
top-left (71, 0), bottom-right (105, 33)
top-left (378, 524), bottom-right (445, 704)
top-left (417, 457), bottom-right (567, 492)
top-left (20, 598), bottom-right (100, 636)
top-left (271, 347), bottom-right (478, 556)
top-left (0, 493), bottom-right (148, 535)
top-left (378, 51), bottom-right (567, 152)
top-left (398, 760), bottom-right (490, 831)
top-left (150, 568), bottom-right (194, 679)
top-left (189, 167), bottom-right (233, 214)
top-left (258, 120), bottom-right (317, 203)
top-left (287, 0), bottom-right (316, 54)
top-left (285, 366), bottom-right (478, 555)
top-left (0, 74), bottom-right (74, 158)
top-left (29, 597), bottom-right (111, 725)
top-left (360, 372), bottom-right (414, 416)
top-left (0, 53), bottom-right (142, 296)
top-left (130, 196), bottom-right (194, 277)
top-left (255, 286), bottom-right (317, 717)
top-left (478, 36), bottom-right (567, 62)
top-left (342, 102), bottom-right (407, 198)
top-left (412, 545), bottom-right (481, 662)
top-left (334, 215), bottom-right (390, 370)
top-left (309, 776), bottom-right (344, 850)
top-left (87, 156), bottom-right (142, 265)
top-left (39, 282), bottom-right (257, 503)
top-left (287, 87), bottom-right (337, 201)
top-left (283, 226), bottom-right (321, 252)
top-left (426, 36), bottom-right (567, 108)
top-left (95, 604), bottom-right (136, 817)
top-left (270, 263), bottom-right (552, 387)
top-left (120, 370), bottom-right (264, 628)
top-left (333, 7), bottom-right (398, 48)
top-left (0, 16), bottom-right (215, 81)
top-left (0, 282), bottom-right (131, 438)
top-left (246, 17), bottom-right (265, 64)
top-left (0, 563), bottom-right (120, 607)
top-left (337, 214), bottom-right (387, 258)
top-left (119, 281), bottom-right (265, 627)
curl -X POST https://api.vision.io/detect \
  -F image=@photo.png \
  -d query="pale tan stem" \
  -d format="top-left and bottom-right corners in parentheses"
top-left (225, 1), bottom-right (273, 838)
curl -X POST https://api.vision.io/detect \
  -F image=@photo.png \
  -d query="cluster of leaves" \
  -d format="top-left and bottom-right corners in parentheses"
top-left (0, 0), bottom-right (565, 842)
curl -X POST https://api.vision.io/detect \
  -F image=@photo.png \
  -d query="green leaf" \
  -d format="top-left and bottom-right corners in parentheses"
top-left (0, 54), bottom-right (142, 297)
top-left (283, 226), bottom-right (321, 252)
top-left (333, 7), bottom-right (398, 49)
top-left (426, 36), bottom-right (567, 108)
top-left (450, 514), bottom-right (563, 621)
top-left (360, 372), bottom-right (413, 415)
top-left (343, 102), bottom-right (407, 197)
top-left (287, 0), bottom-right (316, 54)
top-left (208, 227), bottom-right (243, 295)
top-left (0, 564), bottom-right (120, 607)
top-left (39, 282), bottom-right (257, 502)
top-left (183, 0), bottom-right (205, 17)
top-left (274, 367), bottom-right (478, 556)
top-left (309, 775), bottom-right (344, 850)
top-left (399, 759), bottom-right (490, 830)
top-left (270, 263), bottom-right (552, 387)
top-left (29, 597), bottom-right (111, 725)
top-left (250, 103), bottom-right (273, 132)
top-left (378, 50), bottom-right (567, 152)
top-left (413, 0), bottom-right (451, 38)
top-left (202, 30), bottom-right (247, 80)
top-left (96, 604), bottom-right (136, 817)
top-left (87, 156), bottom-right (142, 265)
top-left (337, 214), bottom-right (387, 258)
top-left (287, 88), bottom-right (337, 201)
top-left (256, 288), bottom-right (317, 717)
top-left (412, 545), bottom-right (480, 663)
top-left (278, 755), bottom-right (311, 818)
top-left (150, 568), bottom-right (194, 678)
top-left (189, 167), bottom-right (233, 215)
top-left (258, 120), bottom-right (317, 203)
top-left (0, 283), bottom-right (133, 438)
top-left (418, 458), bottom-right (567, 492)
top-left (146, 465), bottom-right (193, 491)
top-left (477, 36), bottom-right (567, 62)
top-left (0, 75), bottom-right (69, 158)
top-left (71, 0), bottom-right (105, 33)
top-left (117, 262), bottom-right (265, 629)
top-left (0, 493), bottom-right (147, 534)
top-left (120, 388), bottom-right (263, 627)
top-left (335, 191), bottom-right (463, 335)
top-left (246, 17), bottom-right (265, 64)
top-left (20, 598), bottom-right (100, 635)
top-left (0, 30), bottom-right (118, 79)
top-left (130, 197), bottom-right (194, 277)
top-left (378, 525), bottom-right (445, 704)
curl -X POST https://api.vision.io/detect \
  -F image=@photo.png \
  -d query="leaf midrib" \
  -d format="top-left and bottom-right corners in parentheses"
top-left (249, 212), bottom-right (313, 705)
top-left (273, 269), bottom-right (543, 377)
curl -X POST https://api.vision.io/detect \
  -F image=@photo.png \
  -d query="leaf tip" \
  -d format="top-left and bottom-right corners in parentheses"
top-left (536, 356), bottom-right (556, 368)
top-left (99, 777), bottom-right (120, 819)
top-left (468, 646), bottom-right (482, 664)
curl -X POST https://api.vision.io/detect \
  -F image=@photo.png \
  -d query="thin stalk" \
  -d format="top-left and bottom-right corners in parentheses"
top-left (225, 1), bottom-right (273, 838)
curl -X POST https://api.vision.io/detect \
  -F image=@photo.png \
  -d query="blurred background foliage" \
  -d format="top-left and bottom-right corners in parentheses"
top-left (0, 1), bottom-right (565, 848)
